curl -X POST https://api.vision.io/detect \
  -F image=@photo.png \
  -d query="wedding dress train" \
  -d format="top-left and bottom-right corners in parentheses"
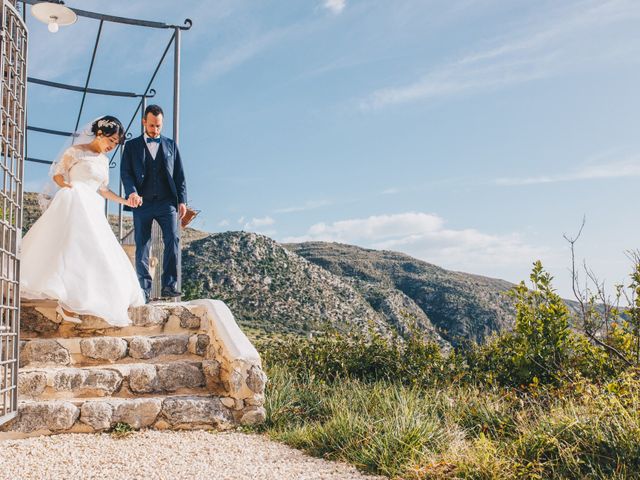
top-left (20, 146), bottom-right (145, 326)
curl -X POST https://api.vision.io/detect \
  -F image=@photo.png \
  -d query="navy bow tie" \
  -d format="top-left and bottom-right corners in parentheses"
top-left (146, 137), bottom-right (161, 144)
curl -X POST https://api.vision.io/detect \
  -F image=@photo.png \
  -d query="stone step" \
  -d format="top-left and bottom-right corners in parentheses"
top-left (20, 301), bottom-right (205, 339)
top-left (0, 394), bottom-right (266, 439)
top-left (20, 333), bottom-right (211, 368)
top-left (8, 299), bottom-right (268, 438)
top-left (18, 360), bottom-right (224, 401)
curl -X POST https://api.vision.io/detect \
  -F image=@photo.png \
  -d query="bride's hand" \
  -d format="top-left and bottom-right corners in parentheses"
top-left (53, 174), bottom-right (72, 189)
top-left (125, 196), bottom-right (139, 208)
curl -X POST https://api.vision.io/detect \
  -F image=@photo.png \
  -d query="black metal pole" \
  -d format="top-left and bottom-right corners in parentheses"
top-left (23, 1), bottom-right (193, 31)
top-left (173, 27), bottom-right (180, 144)
top-left (173, 26), bottom-right (182, 294)
top-left (142, 96), bottom-right (147, 136)
top-left (118, 148), bottom-right (124, 240)
top-left (28, 77), bottom-right (156, 98)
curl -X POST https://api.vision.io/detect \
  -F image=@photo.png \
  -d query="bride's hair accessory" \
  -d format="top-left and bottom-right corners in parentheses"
top-left (91, 115), bottom-right (125, 144)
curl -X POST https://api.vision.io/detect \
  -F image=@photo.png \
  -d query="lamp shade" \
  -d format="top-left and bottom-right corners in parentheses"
top-left (31, 2), bottom-right (77, 30)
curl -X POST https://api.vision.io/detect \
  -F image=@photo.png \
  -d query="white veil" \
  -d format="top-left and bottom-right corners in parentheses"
top-left (38, 119), bottom-right (98, 211)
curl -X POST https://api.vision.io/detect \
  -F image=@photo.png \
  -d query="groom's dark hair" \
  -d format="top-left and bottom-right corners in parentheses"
top-left (144, 104), bottom-right (164, 118)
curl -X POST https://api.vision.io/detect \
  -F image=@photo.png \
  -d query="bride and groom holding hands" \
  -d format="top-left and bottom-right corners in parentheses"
top-left (20, 104), bottom-right (188, 326)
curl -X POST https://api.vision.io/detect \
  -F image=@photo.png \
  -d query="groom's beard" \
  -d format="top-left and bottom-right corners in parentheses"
top-left (145, 128), bottom-right (161, 138)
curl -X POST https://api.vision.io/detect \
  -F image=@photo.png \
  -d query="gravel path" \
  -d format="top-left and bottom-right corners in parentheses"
top-left (0, 430), bottom-right (384, 480)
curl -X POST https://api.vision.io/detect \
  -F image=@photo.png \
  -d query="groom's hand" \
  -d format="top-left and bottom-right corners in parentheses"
top-left (128, 193), bottom-right (143, 207)
top-left (178, 203), bottom-right (187, 220)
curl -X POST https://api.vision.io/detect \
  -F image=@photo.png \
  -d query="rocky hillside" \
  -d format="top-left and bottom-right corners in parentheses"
top-left (284, 242), bottom-right (517, 346)
top-left (182, 232), bottom-right (518, 347)
top-left (182, 232), bottom-right (397, 337)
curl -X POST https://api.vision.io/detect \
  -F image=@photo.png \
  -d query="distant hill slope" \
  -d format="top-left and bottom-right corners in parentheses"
top-left (182, 232), bottom-right (398, 337)
top-left (284, 242), bottom-right (517, 346)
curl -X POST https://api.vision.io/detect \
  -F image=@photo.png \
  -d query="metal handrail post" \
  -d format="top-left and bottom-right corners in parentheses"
top-left (173, 26), bottom-right (182, 293)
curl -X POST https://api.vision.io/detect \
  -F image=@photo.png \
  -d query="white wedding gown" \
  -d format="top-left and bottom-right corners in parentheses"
top-left (20, 145), bottom-right (145, 326)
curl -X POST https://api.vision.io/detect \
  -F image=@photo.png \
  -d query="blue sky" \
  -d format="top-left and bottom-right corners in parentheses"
top-left (25, 0), bottom-right (640, 297)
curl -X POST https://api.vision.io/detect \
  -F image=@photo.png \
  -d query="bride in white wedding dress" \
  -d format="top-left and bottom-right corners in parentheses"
top-left (20, 116), bottom-right (145, 326)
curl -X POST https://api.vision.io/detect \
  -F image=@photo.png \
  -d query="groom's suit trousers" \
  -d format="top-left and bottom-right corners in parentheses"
top-left (133, 198), bottom-right (179, 297)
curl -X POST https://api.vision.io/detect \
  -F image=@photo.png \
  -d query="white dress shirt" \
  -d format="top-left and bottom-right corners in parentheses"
top-left (144, 133), bottom-right (160, 160)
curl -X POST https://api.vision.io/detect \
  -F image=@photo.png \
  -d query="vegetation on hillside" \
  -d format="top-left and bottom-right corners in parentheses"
top-left (253, 258), bottom-right (640, 479)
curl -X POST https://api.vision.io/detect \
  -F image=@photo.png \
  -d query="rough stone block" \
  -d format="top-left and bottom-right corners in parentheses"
top-left (2, 402), bottom-right (79, 433)
top-left (112, 398), bottom-right (162, 429)
top-left (129, 335), bottom-right (189, 359)
top-left (240, 406), bottom-right (267, 425)
top-left (18, 371), bottom-right (47, 397)
top-left (194, 334), bottom-right (210, 356)
top-left (20, 307), bottom-right (59, 335)
top-left (20, 340), bottom-right (70, 366)
top-left (129, 305), bottom-right (170, 327)
top-left (202, 360), bottom-right (221, 383)
top-left (128, 364), bottom-right (158, 393)
top-left (161, 396), bottom-right (233, 427)
top-left (246, 365), bottom-right (267, 393)
top-left (157, 361), bottom-right (205, 392)
top-left (80, 401), bottom-right (113, 430)
top-left (53, 368), bottom-right (123, 395)
top-left (80, 337), bottom-right (128, 361)
top-left (167, 306), bottom-right (201, 329)
top-left (128, 337), bottom-right (153, 359)
top-left (245, 393), bottom-right (265, 407)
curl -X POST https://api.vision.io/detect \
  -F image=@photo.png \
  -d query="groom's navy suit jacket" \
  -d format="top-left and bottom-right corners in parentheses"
top-left (120, 135), bottom-right (187, 211)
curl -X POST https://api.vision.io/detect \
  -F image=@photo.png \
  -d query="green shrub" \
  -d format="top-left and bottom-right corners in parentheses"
top-left (467, 261), bottom-right (614, 387)
top-left (257, 327), bottom-right (449, 386)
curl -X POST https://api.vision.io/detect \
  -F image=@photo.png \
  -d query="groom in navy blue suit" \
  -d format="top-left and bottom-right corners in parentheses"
top-left (121, 104), bottom-right (187, 302)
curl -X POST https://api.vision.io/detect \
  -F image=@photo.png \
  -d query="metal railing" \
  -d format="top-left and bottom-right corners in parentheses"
top-left (0, 0), bottom-right (26, 427)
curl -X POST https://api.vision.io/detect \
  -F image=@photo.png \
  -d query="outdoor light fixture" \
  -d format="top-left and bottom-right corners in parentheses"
top-left (31, 1), bottom-right (77, 33)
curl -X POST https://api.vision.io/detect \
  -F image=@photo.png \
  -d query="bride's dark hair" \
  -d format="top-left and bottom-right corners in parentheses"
top-left (91, 115), bottom-right (126, 144)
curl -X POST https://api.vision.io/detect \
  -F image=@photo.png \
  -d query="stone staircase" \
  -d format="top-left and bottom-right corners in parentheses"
top-left (0, 299), bottom-right (267, 439)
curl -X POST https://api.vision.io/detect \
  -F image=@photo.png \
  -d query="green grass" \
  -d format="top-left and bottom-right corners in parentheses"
top-left (255, 365), bottom-right (640, 479)
top-left (110, 422), bottom-right (134, 438)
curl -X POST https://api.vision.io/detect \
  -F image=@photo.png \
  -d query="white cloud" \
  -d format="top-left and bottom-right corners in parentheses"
top-left (283, 212), bottom-right (545, 273)
top-left (274, 199), bottom-right (332, 214)
top-left (361, 0), bottom-right (640, 109)
top-left (243, 216), bottom-right (276, 235)
top-left (218, 219), bottom-right (230, 227)
top-left (323, 0), bottom-right (346, 15)
top-left (195, 19), bottom-right (315, 82)
top-left (495, 156), bottom-right (640, 186)
top-left (381, 187), bottom-right (399, 195)
top-left (195, 29), bottom-right (286, 82)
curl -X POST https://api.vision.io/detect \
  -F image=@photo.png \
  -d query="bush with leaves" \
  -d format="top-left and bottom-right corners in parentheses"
top-left (257, 327), bottom-right (450, 387)
top-left (468, 261), bottom-right (611, 387)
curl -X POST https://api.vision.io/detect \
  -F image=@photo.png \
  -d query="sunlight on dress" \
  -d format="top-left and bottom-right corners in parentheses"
top-left (20, 146), bottom-right (145, 326)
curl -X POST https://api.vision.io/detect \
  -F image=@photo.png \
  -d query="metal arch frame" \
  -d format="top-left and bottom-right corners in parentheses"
top-left (21, 0), bottom-right (191, 165)
top-left (20, 1), bottom-right (191, 292)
